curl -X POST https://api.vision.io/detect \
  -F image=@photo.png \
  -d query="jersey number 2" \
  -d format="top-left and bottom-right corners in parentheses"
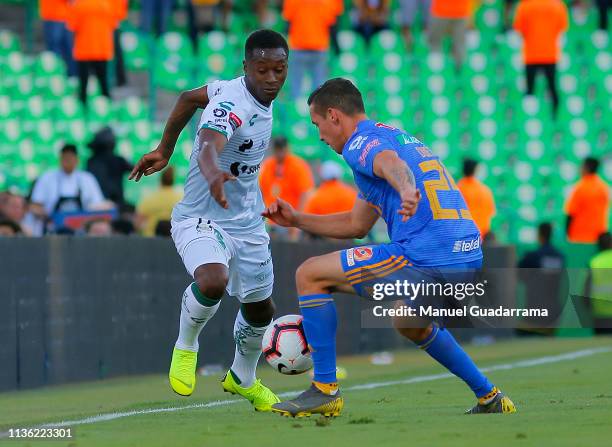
top-left (418, 160), bottom-right (472, 220)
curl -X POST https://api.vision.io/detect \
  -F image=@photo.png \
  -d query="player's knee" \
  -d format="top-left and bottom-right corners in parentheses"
top-left (242, 299), bottom-right (275, 326)
top-left (295, 257), bottom-right (320, 290)
top-left (393, 318), bottom-right (432, 343)
top-left (193, 265), bottom-right (228, 300)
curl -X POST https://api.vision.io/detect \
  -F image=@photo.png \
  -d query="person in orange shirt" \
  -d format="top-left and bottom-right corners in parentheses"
top-left (513, 0), bottom-right (569, 117)
top-left (283, 0), bottom-right (343, 98)
top-left (39, 0), bottom-right (77, 76)
top-left (428, 0), bottom-right (470, 70)
top-left (66, 0), bottom-right (120, 105)
top-left (457, 159), bottom-right (496, 238)
top-left (304, 160), bottom-right (357, 216)
top-left (260, 136), bottom-right (315, 210)
top-left (565, 157), bottom-right (610, 243)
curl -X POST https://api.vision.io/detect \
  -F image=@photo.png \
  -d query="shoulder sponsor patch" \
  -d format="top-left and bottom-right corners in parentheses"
top-left (359, 138), bottom-right (381, 166)
top-left (228, 112), bottom-right (242, 131)
top-left (213, 108), bottom-right (227, 118)
top-left (346, 248), bottom-right (355, 267)
top-left (395, 133), bottom-right (423, 146)
top-left (354, 246), bottom-right (373, 262)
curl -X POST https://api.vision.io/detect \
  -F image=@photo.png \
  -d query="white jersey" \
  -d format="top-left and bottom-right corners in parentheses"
top-left (172, 77), bottom-right (273, 235)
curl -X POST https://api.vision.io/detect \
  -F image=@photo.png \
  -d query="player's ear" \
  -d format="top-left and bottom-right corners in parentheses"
top-left (328, 108), bottom-right (340, 125)
top-left (242, 59), bottom-right (247, 74)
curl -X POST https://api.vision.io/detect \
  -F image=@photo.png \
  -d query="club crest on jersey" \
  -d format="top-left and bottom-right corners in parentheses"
top-left (229, 112), bottom-right (242, 131)
top-left (354, 247), bottom-right (373, 262)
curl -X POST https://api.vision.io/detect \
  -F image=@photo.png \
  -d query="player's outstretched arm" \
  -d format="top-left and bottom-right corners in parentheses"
top-left (263, 197), bottom-right (378, 239)
top-left (129, 85), bottom-right (210, 181)
top-left (197, 128), bottom-right (235, 209)
top-left (373, 150), bottom-right (421, 222)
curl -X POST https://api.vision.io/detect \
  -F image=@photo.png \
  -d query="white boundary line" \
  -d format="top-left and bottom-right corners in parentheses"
top-left (1, 346), bottom-right (610, 437)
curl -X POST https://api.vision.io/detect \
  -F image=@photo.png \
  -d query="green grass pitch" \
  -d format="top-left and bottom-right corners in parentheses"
top-left (1, 337), bottom-right (611, 447)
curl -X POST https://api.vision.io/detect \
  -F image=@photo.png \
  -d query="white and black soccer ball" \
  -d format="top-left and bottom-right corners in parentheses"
top-left (262, 315), bottom-right (313, 375)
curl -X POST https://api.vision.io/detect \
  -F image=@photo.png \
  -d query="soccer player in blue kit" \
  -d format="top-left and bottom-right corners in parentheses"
top-left (263, 78), bottom-right (517, 417)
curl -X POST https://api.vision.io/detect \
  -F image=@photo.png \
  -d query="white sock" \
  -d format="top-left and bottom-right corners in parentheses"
top-left (230, 310), bottom-right (270, 388)
top-left (175, 283), bottom-right (221, 352)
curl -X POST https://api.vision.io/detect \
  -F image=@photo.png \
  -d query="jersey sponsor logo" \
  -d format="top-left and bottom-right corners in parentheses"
top-left (230, 161), bottom-right (261, 177)
top-left (396, 133), bottom-right (423, 146)
top-left (354, 246), bottom-right (373, 262)
top-left (375, 122), bottom-right (396, 130)
top-left (218, 101), bottom-right (235, 111)
top-left (213, 228), bottom-right (226, 249)
top-left (359, 138), bottom-right (381, 166)
top-left (346, 248), bottom-right (355, 267)
top-left (213, 108), bottom-right (227, 118)
top-left (249, 114), bottom-right (258, 126)
top-left (415, 146), bottom-right (433, 158)
top-left (203, 122), bottom-right (227, 134)
top-left (229, 112), bottom-right (242, 131)
top-left (348, 135), bottom-right (368, 151)
top-left (238, 139), bottom-right (253, 152)
top-left (452, 237), bottom-right (481, 253)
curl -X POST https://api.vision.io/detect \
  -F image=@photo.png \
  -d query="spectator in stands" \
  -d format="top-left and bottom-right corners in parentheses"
top-left (304, 161), bottom-right (357, 216)
top-left (113, 0), bottom-right (128, 87)
top-left (457, 159), bottom-right (496, 239)
top-left (141, 0), bottom-right (175, 36)
top-left (428, 0), bottom-right (470, 71)
top-left (0, 219), bottom-right (21, 237)
top-left (86, 127), bottom-right (132, 205)
top-left (39, 0), bottom-right (77, 77)
top-left (283, 0), bottom-right (343, 98)
top-left (502, 0), bottom-right (517, 32)
top-left (565, 157), bottom-right (610, 243)
top-left (352, 0), bottom-right (391, 45)
top-left (513, 0), bottom-right (569, 118)
top-left (136, 167), bottom-right (183, 237)
top-left (586, 232), bottom-right (612, 333)
top-left (0, 191), bottom-right (32, 236)
top-left (260, 136), bottom-right (314, 210)
top-left (67, 0), bottom-right (120, 105)
top-left (594, 0), bottom-right (610, 30)
top-left (30, 144), bottom-right (106, 223)
top-left (188, 0), bottom-right (232, 40)
top-left (517, 222), bottom-right (566, 333)
top-left (84, 218), bottom-right (113, 236)
top-left (399, 0), bottom-right (431, 51)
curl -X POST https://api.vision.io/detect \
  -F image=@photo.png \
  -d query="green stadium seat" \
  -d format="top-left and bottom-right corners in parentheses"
top-left (336, 30), bottom-right (366, 55)
top-left (121, 30), bottom-right (150, 71)
top-left (33, 51), bottom-right (66, 77)
top-left (0, 30), bottom-right (20, 54)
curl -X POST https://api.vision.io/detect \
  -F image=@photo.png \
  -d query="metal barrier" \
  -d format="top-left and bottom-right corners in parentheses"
top-left (0, 237), bottom-right (515, 391)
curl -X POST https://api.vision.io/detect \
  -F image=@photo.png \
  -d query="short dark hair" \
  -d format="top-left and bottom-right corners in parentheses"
top-left (463, 158), bottom-right (478, 177)
top-left (597, 232), bottom-right (612, 252)
top-left (61, 143), bottom-right (78, 156)
top-left (272, 136), bottom-right (288, 150)
top-left (244, 29), bottom-right (288, 60)
top-left (583, 157), bottom-right (599, 174)
top-left (538, 222), bottom-right (553, 244)
top-left (307, 78), bottom-right (365, 116)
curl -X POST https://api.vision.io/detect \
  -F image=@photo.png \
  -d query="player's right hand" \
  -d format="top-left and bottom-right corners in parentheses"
top-left (129, 148), bottom-right (169, 182)
top-left (262, 198), bottom-right (297, 227)
top-left (209, 171), bottom-right (236, 209)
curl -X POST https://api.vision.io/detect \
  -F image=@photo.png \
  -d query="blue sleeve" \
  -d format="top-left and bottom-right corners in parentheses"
top-left (348, 135), bottom-right (396, 178)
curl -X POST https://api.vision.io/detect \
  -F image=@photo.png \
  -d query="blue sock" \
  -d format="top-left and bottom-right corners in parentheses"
top-left (418, 324), bottom-right (494, 398)
top-left (299, 294), bottom-right (337, 384)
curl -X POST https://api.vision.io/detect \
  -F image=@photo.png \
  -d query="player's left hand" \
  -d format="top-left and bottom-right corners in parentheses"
top-left (398, 188), bottom-right (421, 222)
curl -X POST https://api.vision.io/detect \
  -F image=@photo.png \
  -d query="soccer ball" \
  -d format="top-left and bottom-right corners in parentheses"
top-left (262, 314), bottom-right (313, 375)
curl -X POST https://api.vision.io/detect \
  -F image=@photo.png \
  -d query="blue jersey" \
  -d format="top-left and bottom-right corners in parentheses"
top-left (342, 120), bottom-right (482, 267)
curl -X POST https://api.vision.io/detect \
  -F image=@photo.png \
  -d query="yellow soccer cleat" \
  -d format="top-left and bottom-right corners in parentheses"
top-left (271, 384), bottom-right (344, 418)
top-left (221, 370), bottom-right (280, 412)
top-left (466, 390), bottom-right (517, 414)
top-left (169, 347), bottom-right (197, 396)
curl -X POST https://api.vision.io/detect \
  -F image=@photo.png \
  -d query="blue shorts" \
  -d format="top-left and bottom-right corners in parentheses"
top-left (340, 242), bottom-right (483, 301)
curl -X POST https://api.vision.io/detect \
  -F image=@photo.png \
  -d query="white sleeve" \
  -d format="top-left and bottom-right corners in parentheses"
top-left (81, 172), bottom-right (105, 208)
top-left (31, 173), bottom-right (49, 205)
top-left (198, 83), bottom-right (249, 141)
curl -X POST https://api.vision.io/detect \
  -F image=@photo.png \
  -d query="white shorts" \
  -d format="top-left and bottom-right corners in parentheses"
top-left (171, 217), bottom-right (274, 303)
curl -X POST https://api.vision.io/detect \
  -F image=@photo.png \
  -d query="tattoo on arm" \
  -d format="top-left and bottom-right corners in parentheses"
top-left (387, 162), bottom-right (416, 191)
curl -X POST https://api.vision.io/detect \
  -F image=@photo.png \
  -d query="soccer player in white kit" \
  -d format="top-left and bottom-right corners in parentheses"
top-left (129, 30), bottom-right (289, 411)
